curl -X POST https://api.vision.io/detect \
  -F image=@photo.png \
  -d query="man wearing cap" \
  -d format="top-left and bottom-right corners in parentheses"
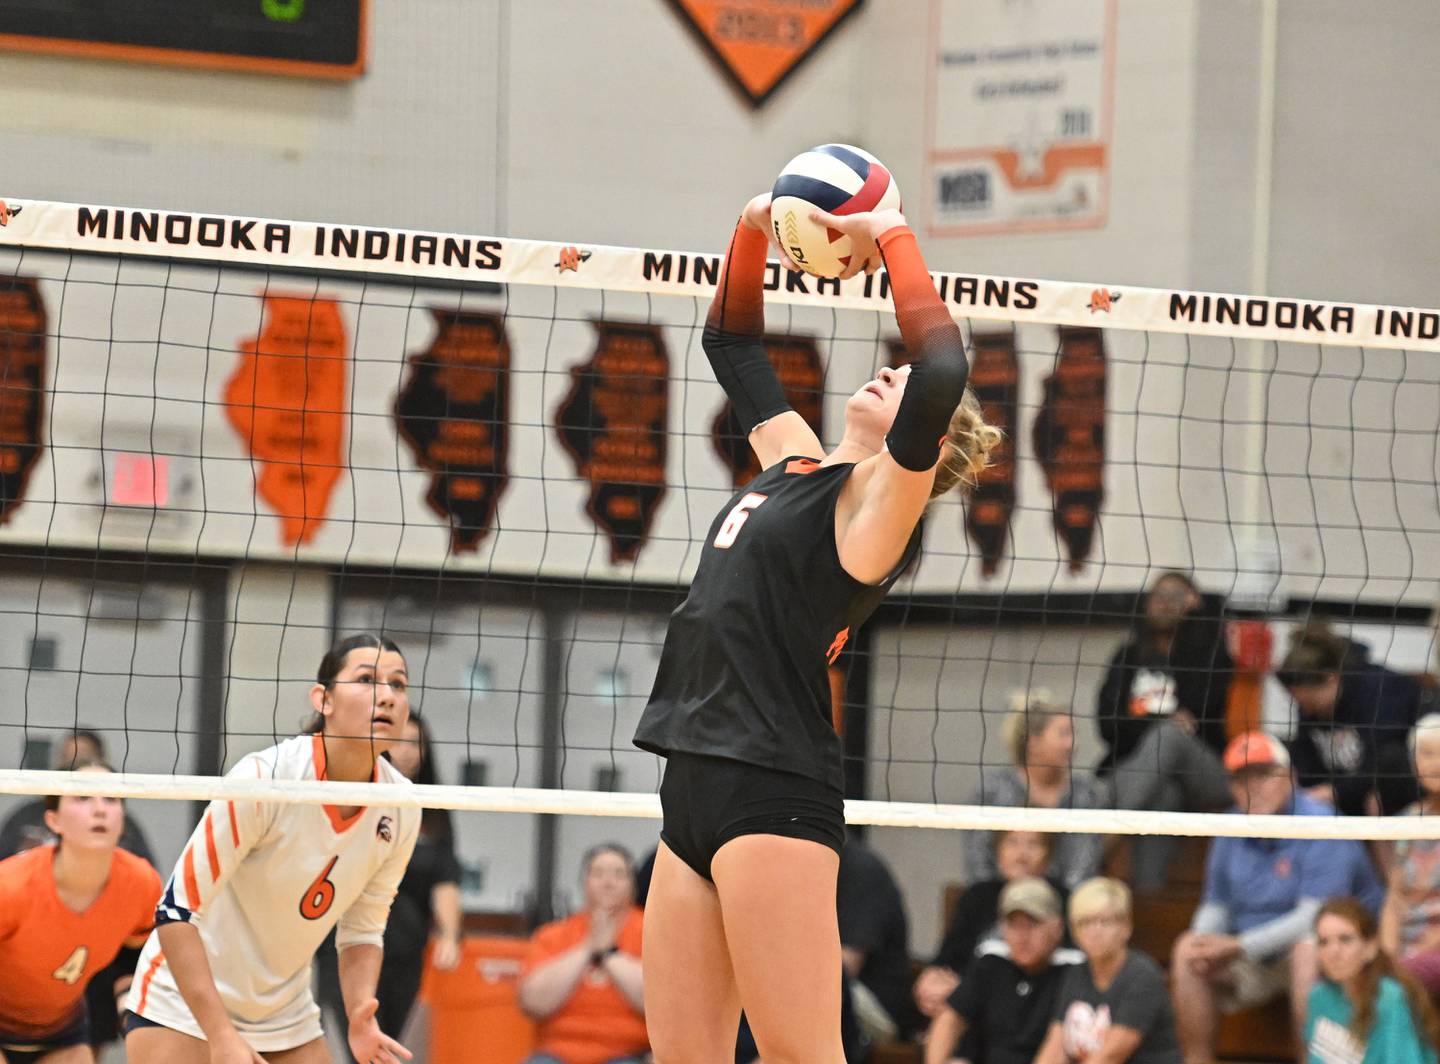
top-left (1170, 731), bottom-right (1385, 1064)
top-left (923, 876), bottom-right (1082, 1064)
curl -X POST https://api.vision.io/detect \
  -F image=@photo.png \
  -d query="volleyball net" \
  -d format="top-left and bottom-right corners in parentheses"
top-left (1, 196), bottom-right (1438, 898)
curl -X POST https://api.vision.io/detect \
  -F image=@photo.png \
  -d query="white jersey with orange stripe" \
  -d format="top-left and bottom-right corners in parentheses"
top-left (125, 734), bottom-right (420, 1048)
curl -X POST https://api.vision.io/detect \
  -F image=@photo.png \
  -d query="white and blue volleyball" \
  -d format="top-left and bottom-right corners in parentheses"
top-left (770, 144), bottom-right (902, 279)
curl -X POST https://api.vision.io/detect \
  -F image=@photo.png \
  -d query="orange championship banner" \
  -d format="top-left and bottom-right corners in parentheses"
top-left (665, 0), bottom-right (865, 106)
top-left (224, 296), bottom-right (348, 546)
top-left (0, 277), bottom-right (45, 525)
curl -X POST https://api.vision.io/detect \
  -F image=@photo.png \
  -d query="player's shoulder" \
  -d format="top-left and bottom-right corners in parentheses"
top-left (110, 847), bottom-right (163, 894)
top-left (0, 843), bottom-right (48, 892)
top-left (373, 756), bottom-right (413, 787)
top-left (229, 733), bottom-right (314, 781)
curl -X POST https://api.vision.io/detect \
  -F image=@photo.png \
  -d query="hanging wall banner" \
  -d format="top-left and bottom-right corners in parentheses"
top-left (964, 331), bottom-right (1019, 577)
top-left (556, 322), bottom-right (669, 563)
top-left (1033, 327), bottom-right (1105, 572)
top-left (711, 335), bottom-right (824, 486)
top-left (665, 0), bottom-right (864, 106)
top-left (926, 0), bottom-right (1114, 235)
top-left (395, 310), bottom-right (511, 552)
top-left (224, 295), bottom-right (347, 546)
top-left (0, 277), bottom-right (45, 524)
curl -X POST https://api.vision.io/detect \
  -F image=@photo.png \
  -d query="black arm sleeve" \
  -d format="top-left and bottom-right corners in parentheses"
top-left (878, 227), bottom-right (970, 471)
top-left (703, 219), bottom-right (792, 434)
top-left (703, 325), bottom-right (792, 434)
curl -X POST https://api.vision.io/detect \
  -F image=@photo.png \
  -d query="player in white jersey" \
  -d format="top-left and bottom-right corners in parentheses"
top-left (124, 634), bottom-right (421, 1064)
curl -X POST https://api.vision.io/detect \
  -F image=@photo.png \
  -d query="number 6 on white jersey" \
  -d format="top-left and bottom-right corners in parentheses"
top-left (714, 492), bottom-right (768, 549)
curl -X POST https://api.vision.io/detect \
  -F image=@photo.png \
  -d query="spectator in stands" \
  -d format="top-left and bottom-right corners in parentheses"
top-left (1277, 620), bottom-right (1424, 816)
top-left (1307, 896), bottom-right (1440, 1064)
top-left (1096, 572), bottom-right (1234, 892)
top-left (0, 729), bottom-right (154, 861)
top-left (0, 728), bottom-right (155, 1057)
top-left (1382, 713), bottom-right (1440, 1000)
top-left (316, 711), bottom-right (461, 1053)
top-left (965, 690), bottom-right (1107, 890)
top-left (1171, 731), bottom-right (1384, 1063)
top-left (924, 876), bottom-right (1082, 1064)
top-left (518, 843), bottom-right (647, 1064)
top-left (915, 829), bottom-right (1068, 1019)
top-left (837, 834), bottom-right (917, 1043)
top-left (1034, 877), bottom-right (1182, 1063)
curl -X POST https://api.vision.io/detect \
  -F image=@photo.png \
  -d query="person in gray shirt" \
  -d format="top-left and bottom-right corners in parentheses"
top-left (1035, 877), bottom-right (1182, 1064)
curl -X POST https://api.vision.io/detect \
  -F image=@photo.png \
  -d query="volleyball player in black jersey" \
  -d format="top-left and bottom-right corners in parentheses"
top-left (633, 190), bottom-right (1000, 1064)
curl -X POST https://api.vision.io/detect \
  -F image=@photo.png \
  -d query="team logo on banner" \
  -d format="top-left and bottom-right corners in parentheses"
top-left (664, 0), bottom-right (865, 106)
top-left (224, 296), bottom-right (347, 546)
top-left (963, 331), bottom-right (1019, 577)
top-left (711, 335), bottom-right (823, 486)
top-left (1033, 326), bottom-right (1106, 572)
top-left (394, 310), bottom-right (511, 552)
top-left (556, 322), bottom-right (669, 563)
top-left (0, 278), bottom-right (45, 523)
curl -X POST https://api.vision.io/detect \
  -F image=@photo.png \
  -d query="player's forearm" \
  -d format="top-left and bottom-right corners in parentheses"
top-left (156, 922), bottom-right (239, 1042)
top-left (707, 220), bottom-right (769, 336)
top-left (923, 1007), bottom-right (965, 1064)
top-left (431, 882), bottom-right (462, 945)
top-left (517, 944), bottom-right (591, 1020)
top-left (601, 952), bottom-right (645, 1013)
top-left (337, 943), bottom-right (384, 1017)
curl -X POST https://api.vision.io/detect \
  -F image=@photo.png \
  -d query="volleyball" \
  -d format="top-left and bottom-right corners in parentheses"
top-left (770, 143), bottom-right (902, 279)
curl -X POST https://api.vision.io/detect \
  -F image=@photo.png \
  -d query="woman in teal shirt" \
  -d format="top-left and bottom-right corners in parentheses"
top-left (1305, 897), bottom-right (1440, 1064)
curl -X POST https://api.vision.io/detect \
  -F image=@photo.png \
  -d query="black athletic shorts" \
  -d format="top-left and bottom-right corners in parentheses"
top-left (0, 1009), bottom-right (89, 1064)
top-left (659, 751), bottom-right (845, 881)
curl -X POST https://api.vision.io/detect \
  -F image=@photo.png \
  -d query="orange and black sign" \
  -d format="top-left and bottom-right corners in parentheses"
top-left (224, 295), bottom-right (347, 546)
top-left (712, 334), bottom-right (824, 486)
top-left (1033, 327), bottom-right (1106, 573)
top-left (395, 311), bottom-right (511, 552)
top-left (556, 322), bottom-right (669, 563)
top-left (964, 332), bottom-right (1019, 577)
top-left (0, 278), bottom-right (45, 524)
top-left (665, 0), bottom-right (865, 107)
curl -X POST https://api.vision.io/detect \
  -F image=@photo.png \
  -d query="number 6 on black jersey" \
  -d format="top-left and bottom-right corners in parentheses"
top-left (714, 493), bottom-right (768, 549)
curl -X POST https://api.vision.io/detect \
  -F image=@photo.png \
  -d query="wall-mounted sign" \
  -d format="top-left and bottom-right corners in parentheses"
top-left (665, 0), bottom-right (865, 106)
top-left (1033, 326), bottom-right (1106, 572)
top-left (224, 295), bottom-right (347, 546)
top-left (556, 322), bottom-right (670, 563)
top-left (711, 335), bottom-right (824, 486)
top-left (0, 277), bottom-right (45, 525)
top-left (395, 311), bottom-right (511, 553)
top-left (926, 0), bottom-right (1114, 235)
top-left (0, 0), bottom-right (366, 79)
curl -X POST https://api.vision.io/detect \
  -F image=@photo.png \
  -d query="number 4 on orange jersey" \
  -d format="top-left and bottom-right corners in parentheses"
top-left (714, 493), bottom-right (768, 549)
top-left (53, 945), bottom-right (88, 985)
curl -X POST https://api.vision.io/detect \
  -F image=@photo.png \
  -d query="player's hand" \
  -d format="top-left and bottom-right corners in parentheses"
top-left (741, 193), bottom-right (802, 272)
top-left (807, 207), bottom-right (906, 280)
top-left (209, 1028), bottom-right (265, 1064)
top-left (347, 998), bottom-right (413, 1064)
top-left (431, 934), bottom-right (461, 971)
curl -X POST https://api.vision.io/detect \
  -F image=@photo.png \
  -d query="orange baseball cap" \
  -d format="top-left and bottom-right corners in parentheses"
top-left (1222, 731), bottom-right (1291, 774)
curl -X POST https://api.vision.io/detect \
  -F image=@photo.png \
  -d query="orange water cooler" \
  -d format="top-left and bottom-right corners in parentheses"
top-left (423, 936), bottom-right (537, 1064)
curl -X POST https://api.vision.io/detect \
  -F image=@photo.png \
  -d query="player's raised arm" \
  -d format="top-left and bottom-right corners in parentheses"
top-left (704, 193), bottom-right (823, 470)
top-left (813, 206), bottom-right (995, 584)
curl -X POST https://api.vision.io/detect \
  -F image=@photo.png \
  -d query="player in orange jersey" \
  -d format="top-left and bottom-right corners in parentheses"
top-left (0, 759), bottom-right (162, 1064)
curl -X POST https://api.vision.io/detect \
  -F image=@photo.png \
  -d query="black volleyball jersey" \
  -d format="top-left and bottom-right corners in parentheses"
top-left (634, 455), bottom-right (921, 791)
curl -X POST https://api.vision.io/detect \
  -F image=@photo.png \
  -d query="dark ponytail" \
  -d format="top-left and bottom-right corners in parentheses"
top-left (303, 633), bottom-right (406, 733)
